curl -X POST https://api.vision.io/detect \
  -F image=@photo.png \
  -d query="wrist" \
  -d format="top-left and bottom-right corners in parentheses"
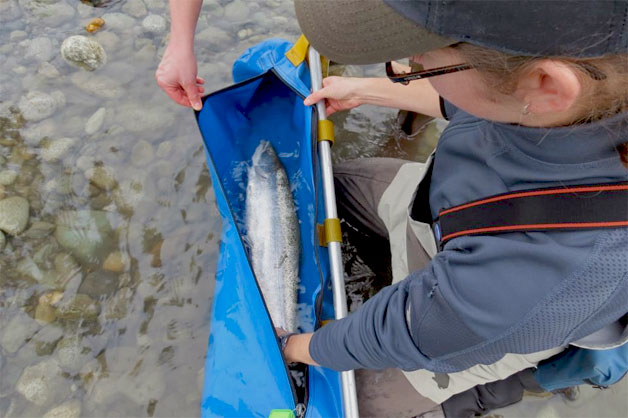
top-left (284, 333), bottom-right (317, 365)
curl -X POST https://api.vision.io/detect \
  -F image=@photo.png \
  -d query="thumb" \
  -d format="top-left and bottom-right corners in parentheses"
top-left (304, 89), bottom-right (327, 106)
top-left (184, 82), bottom-right (203, 111)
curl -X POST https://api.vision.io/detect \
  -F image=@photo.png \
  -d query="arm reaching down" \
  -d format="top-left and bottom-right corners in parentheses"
top-left (155, 0), bottom-right (205, 110)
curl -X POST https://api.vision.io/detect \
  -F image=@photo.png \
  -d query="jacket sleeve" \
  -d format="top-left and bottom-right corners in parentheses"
top-left (308, 230), bottom-right (598, 372)
top-left (309, 264), bottom-right (440, 371)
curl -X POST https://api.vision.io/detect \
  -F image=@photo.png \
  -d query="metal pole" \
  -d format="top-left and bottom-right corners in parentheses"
top-left (308, 47), bottom-right (360, 418)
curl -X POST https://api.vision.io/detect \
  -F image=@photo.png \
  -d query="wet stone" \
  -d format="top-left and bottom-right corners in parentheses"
top-left (0, 196), bottom-right (30, 235)
top-left (122, 0), bottom-right (147, 17)
top-left (130, 139), bottom-right (154, 167)
top-left (86, 165), bottom-right (117, 191)
top-left (70, 72), bottom-right (124, 99)
top-left (18, 0), bottom-right (75, 27)
top-left (31, 325), bottom-right (64, 356)
top-left (54, 210), bottom-right (114, 264)
top-left (78, 270), bottom-right (119, 298)
top-left (85, 107), bottom-right (106, 135)
top-left (0, 312), bottom-right (41, 353)
top-left (40, 137), bottom-right (76, 162)
top-left (56, 336), bottom-right (92, 372)
top-left (101, 12), bottom-right (135, 32)
top-left (24, 221), bottom-right (56, 239)
top-left (0, 169), bottom-right (18, 185)
top-left (55, 294), bottom-right (101, 320)
top-left (142, 14), bottom-right (166, 34)
top-left (0, 230), bottom-right (5, 251)
top-left (43, 400), bottom-right (82, 418)
top-left (224, 0), bottom-right (249, 22)
top-left (18, 91), bottom-right (61, 122)
top-left (16, 358), bottom-right (67, 407)
top-left (61, 35), bottom-right (107, 72)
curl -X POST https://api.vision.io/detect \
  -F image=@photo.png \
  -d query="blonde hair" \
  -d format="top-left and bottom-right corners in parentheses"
top-left (454, 43), bottom-right (628, 124)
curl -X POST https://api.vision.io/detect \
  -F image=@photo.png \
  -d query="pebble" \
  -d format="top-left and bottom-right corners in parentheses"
top-left (86, 166), bottom-right (117, 191)
top-left (130, 139), bottom-right (155, 167)
top-left (55, 210), bottom-right (113, 263)
top-left (55, 294), bottom-right (101, 320)
top-left (35, 302), bottom-right (57, 323)
top-left (0, 196), bottom-right (29, 235)
top-left (61, 35), bottom-right (107, 72)
top-left (142, 14), bottom-right (166, 34)
top-left (85, 107), bottom-right (106, 135)
top-left (9, 30), bottom-right (27, 41)
top-left (16, 359), bottom-right (65, 407)
top-left (0, 313), bottom-right (41, 354)
top-left (224, 0), bottom-right (249, 22)
top-left (122, 0), bottom-right (147, 18)
top-left (101, 12), bottom-right (136, 32)
top-left (43, 401), bottom-right (82, 418)
top-left (56, 336), bottom-right (92, 372)
top-left (25, 36), bottom-right (55, 62)
top-left (85, 17), bottom-right (105, 33)
top-left (0, 231), bottom-right (5, 251)
top-left (103, 250), bottom-right (130, 273)
top-left (16, 257), bottom-right (44, 282)
top-left (94, 31), bottom-right (120, 52)
top-left (0, 169), bottom-right (18, 185)
top-left (40, 137), bottom-right (76, 162)
top-left (24, 221), bottom-right (56, 239)
top-left (37, 62), bottom-right (61, 78)
top-left (18, 91), bottom-right (60, 122)
top-left (22, 119), bottom-right (57, 146)
top-left (156, 140), bottom-right (173, 158)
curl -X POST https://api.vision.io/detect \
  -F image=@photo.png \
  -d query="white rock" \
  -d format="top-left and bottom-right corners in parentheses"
top-left (101, 12), bottom-right (136, 32)
top-left (9, 30), bottom-right (27, 41)
top-left (70, 72), bottom-right (124, 99)
top-left (142, 14), bottom-right (166, 33)
top-left (25, 37), bottom-right (55, 62)
top-left (43, 401), bottom-right (82, 418)
top-left (61, 35), bottom-right (107, 72)
top-left (0, 196), bottom-right (30, 235)
top-left (16, 359), bottom-right (64, 406)
top-left (224, 0), bottom-right (248, 22)
top-left (0, 169), bottom-right (18, 186)
top-left (85, 107), bottom-right (106, 135)
top-left (41, 137), bottom-right (76, 162)
top-left (18, 91), bottom-right (58, 121)
top-left (0, 313), bottom-right (40, 354)
top-left (122, 0), bottom-right (147, 17)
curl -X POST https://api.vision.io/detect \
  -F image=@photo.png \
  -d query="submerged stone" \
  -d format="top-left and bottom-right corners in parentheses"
top-left (60, 35), bottom-right (107, 71)
top-left (0, 196), bottom-right (30, 235)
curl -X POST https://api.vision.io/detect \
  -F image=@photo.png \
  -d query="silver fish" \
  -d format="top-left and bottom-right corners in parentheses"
top-left (246, 141), bottom-right (300, 332)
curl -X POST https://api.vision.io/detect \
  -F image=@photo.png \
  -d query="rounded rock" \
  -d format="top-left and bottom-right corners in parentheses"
top-left (15, 359), bottom-right (64, 407)
top-left (43, 401), bottom-right (82, 418)
top-left (0, 169), bottom-right (18, 186)
top-left (0, 196), bottom-right (29, 235)
top-left (40, 137), bottom-right (76, 162)
top-left (18, 91), bottom-right (58, 121)
top-left (85, 107), bottom-right (106, 135)
top-left (61, 35), bottom-right (107, 72)
top-left (142, 14), bottom-right (166, 34)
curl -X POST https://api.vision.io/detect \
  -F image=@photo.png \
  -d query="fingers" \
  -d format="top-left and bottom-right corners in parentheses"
top-left (303, 89), bottom-right (326, 106)
top-left (183, 82), bottom-right (203, 111)
top-left (196, 77), bottom-right (205, 84)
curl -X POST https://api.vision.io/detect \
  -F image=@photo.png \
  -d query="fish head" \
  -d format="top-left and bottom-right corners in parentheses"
top-left (251, 140), bottom-right (282, 178)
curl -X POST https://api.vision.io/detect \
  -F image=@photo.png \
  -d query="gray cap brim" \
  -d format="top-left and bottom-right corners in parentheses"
top-left (295, 0), bottom-right (456, 65)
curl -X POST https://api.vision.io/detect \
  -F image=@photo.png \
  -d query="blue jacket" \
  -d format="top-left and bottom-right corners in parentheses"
top-left (310, 102), bottom-right (628, 373)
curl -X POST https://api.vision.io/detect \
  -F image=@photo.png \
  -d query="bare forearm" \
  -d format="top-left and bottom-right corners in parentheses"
top-left (355, 77), bottom-right (443, 118)
top-left (168, 0), bottom-right (203, 48)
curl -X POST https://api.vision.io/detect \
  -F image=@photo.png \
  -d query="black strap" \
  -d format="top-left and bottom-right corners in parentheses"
top-left (435, 182), bottom-right (628, 246)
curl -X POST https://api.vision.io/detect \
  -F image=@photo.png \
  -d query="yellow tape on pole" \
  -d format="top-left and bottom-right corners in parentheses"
top-left (318, 120), bottom-right (335, 144)
top-left (285, 34), bottom-right (310, 67)
top-left (324, 218), bottom-right (342, 243)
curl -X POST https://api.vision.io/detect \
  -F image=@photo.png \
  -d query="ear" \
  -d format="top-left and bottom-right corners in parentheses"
top-left (515, 60), bottom-right (582, 115)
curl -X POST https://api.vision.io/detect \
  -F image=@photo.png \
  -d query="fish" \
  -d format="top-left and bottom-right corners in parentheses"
top-left (246, 141), bottom-right (300, 332)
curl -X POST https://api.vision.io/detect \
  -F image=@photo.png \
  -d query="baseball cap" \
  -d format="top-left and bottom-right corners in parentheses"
top-left (294, 0), bottom-right (628, 64)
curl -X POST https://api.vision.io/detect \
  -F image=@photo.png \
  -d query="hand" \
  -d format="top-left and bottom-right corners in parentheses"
top-left (276, 329), bottom-right (318, 366)
top-left (303, 76), bottom-right (365, 116)
top-left (155, 42), bottom-right (205, 110)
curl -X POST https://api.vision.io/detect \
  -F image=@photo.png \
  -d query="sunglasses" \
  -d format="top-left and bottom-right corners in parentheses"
top-left (385, 61), bottom-right (473, 85)
top-left (385, 59), bottom-right (606, 85)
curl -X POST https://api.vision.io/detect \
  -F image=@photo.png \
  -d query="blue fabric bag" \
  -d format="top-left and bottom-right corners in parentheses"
top-left (534, 344), bottom-right (628, 391)
top-left (195, 39), bottom-right (342, 417)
